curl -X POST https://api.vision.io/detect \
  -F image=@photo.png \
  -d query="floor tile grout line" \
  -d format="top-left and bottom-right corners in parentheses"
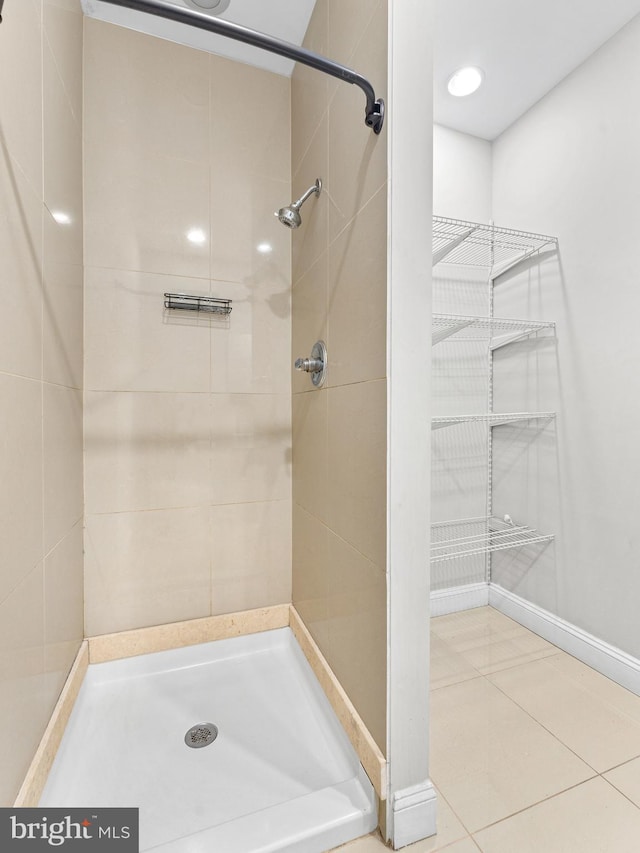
top-left (429, 644), bottom-right (563, 694)
top-left (599, 773), bottom-right (640, 813)
top-left (486, 670), bottom-right (601, 774)
top-left (601, 752), bottom-right (640, 775)
top-left (430, 673), bottom-right (485, 694)
top-left (483, 649), bottom-right (640, 771)
top-left (431, 785), bottom-right (474, 846)
top-left (469, 775), bottom-right (600, 837)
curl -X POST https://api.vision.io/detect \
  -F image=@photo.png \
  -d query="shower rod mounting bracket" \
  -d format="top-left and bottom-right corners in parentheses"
top-left (95, 0), bottom-right (385, 134)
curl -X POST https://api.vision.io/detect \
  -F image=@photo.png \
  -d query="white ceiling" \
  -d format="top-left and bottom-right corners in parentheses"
top-left (434, 0), bottom-right (640, 140)
top-left (81, 0), bottom-right (317, 76)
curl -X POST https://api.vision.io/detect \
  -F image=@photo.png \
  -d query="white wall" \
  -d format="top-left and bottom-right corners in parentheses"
top-left (433, 124), bottom-right (492, 221)
top-left (491, 13), bottom-right (640, 656)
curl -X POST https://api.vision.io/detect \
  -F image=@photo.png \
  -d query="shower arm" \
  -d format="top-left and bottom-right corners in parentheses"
top-left (91, 0), bottom-right (385, 134)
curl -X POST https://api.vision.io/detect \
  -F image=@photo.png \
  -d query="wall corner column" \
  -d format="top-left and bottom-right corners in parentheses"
top-left (386, 0), bottom-right (435, 847)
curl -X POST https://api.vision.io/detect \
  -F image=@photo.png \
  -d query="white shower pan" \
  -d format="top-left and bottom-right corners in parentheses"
top-left (40, 627), bottom-right (377, 852)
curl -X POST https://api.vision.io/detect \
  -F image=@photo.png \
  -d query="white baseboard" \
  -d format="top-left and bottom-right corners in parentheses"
top-left (430, 581), bottom-right (640, 697)
top-left (391, 779), bottom-right (437, 850)
top-left (489, 584), bottom-right (640, 697)
top-left (430, 582), bottom-right (489, 616)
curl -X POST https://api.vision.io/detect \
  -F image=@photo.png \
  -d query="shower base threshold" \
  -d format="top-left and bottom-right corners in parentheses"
top-left (39, 627), bottom-right (377, 853)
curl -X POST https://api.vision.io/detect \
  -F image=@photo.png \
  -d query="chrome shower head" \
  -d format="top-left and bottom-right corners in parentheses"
top-left (276, 178), bottom-right (322, 229)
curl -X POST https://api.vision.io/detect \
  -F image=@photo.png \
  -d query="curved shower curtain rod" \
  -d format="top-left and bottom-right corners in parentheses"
top-left (88, 0), bottom-right (385, 134)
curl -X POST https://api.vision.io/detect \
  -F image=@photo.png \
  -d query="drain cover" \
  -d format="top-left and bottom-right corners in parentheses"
top-left (185, 722), bottom-right (218, 749)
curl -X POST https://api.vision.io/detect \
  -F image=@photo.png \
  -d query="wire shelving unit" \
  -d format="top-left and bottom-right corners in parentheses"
top-left (431, 214), bottom-right (558, 577)
top-left (432, 216), bottom-right (557, 279)
top-left (431, 517), bottom-right (554, 564)
top-left (432, 313), bottom-right (555, 349)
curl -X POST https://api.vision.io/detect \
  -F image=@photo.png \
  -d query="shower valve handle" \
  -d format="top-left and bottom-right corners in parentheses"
top-left (294, 341), bottom-right (327, 388)
top-left (295, 357), bottom-right (324, 373)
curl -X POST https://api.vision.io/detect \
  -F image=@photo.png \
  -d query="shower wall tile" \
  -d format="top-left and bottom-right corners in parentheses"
top-left (210, 393), bottom-right (291, 506)
top-left (292, 255), bottom-right (328, 394)
top-left (327, 380), bottom-right (387, 569)
top-left (292, 504), bottom-right (330, 651)
top-left (291, 0), bottom-right (388, 751)
top-left (84, 20), bottom-right (293, 638)
top-left (324, 529), bottom-right (387, 753)
top-left (84, 391), bottom-right (212, 515)
top-left (327, 0), bottom-right (382, 69)
top-left (209, 277), bottom-right (291, 396)
top-left (43, 0), bottom-right (83, 125)
top-left (43, 38), bottom-right (82, 269)
top-left (209, 173), bottom-right (291, 286)
top-left (84, 507), bottom-right (212, 637)
top-left (0, 151), bottom-right (43, 382)
top-left (83, 20), bottom-right (210, 277)
top-left (327, 1), bottom-right (388, 242)
top-left (84, 267), bottom-right (211, 394)
top-left (292, 389), bottom-right (329, 524)
top-left (210, 499), bottom-right (292, 616)
top-left (291, 0), bottom-right (328, 173)
top-left (327, 186), bottom-right (387, 387)
top-left (0, 0), bottom-right (83, 807)
top-left (83, 19), bottom-right (210, 165)
top-left (43, 262), bottom-right (83, 390)
top-left (0, 0), bottom-right (43, 196)
top-left (292, 120), bottom-right (329, 284)
top-left (43, 521), bottom-right (84, 708)
top-left (0, 374), bottom-right (44, 606)
top-left (211, 56), bottom-right (291, 184)
top-left (84, 150), bottom-right (211, 279)
top-left (43, 384), bottom-right (83, 555)
top-left (0, 563), bottom-right (47, 808)
top-left (208, 57), bottom-right (290, 287)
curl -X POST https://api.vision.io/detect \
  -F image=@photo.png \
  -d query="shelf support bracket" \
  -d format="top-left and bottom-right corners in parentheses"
top-left (490, 327), bottom-right (543, 351)
top-left (432, 320), bottom-right (474, 346)
top-left (491, 240), bottom-right (556, 280)
top-left (432, 227), bottom-right (478, 266)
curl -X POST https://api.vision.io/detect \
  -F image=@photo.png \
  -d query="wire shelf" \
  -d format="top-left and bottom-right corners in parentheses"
top-left (432, 313), bottom-right (555, 349)
top-left (431, 516), bottom-right (554, 563)
top-left (164, 293), bottom-right (232, 315)
top-left (433, 215), bottom-right (557, 278)
top-left (432, 412), bottom-right (555, 430)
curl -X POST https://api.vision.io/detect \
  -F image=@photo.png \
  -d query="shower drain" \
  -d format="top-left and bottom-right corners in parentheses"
top-left (184, 722), bottom-right (218, 749)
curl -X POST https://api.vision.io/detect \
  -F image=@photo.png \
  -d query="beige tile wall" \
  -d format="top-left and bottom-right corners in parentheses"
top-left (83, 20), bottom-right (293, 636)
top-left (291, 0), bottom-right (389, 753)
top-left (0, 0), bottom-right (84, 805)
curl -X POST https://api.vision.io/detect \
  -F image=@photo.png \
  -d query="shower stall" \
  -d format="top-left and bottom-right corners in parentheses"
top-left (0, 0), bottom-right (434, 850)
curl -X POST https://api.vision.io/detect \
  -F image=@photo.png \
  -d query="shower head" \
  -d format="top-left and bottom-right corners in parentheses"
top-left (276, 178), bottom-right (322, 229)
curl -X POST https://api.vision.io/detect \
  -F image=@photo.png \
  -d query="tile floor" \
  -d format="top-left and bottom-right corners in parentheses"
top-left (334, 606), bottom-right (640, 852)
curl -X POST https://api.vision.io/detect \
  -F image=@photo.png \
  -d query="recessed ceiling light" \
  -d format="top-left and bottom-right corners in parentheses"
top-left (184, 0), bottom-right (231, 14)
top-left (447, 66), bottom-right (484, 98)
